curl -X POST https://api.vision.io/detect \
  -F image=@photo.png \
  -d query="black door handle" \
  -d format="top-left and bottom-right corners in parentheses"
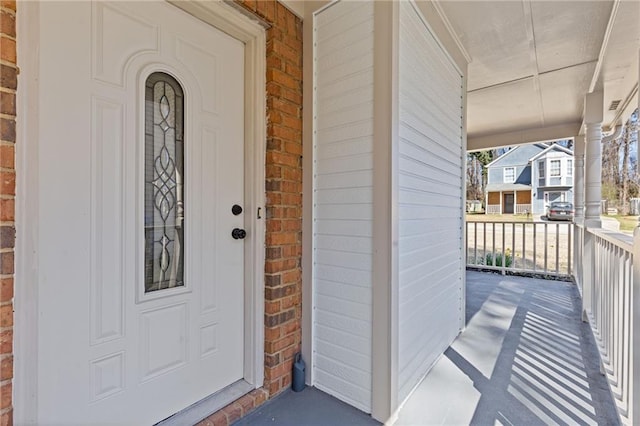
top-left (231, 228), bottom-right (246, 240)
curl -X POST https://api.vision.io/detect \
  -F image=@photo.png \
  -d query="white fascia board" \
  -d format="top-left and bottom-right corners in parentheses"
top-left (483, 146), bottom-right (521, 168)
top-left (468, 122), bottom-right (581, 151)
top-left (529, 144), bottom-right (574, 162)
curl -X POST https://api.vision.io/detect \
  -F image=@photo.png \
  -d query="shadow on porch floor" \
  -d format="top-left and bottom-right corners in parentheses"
top-left (396, 271), bottom-right (620, 425)
top-left (232, 271), bottom-right (620, 425)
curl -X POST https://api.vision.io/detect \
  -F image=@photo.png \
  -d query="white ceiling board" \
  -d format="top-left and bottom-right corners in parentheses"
top-left (530, 1), bottom-right (612, 74)
top-left (438, 0), bottom-right (639, 144)
top-left (437, 1), bottom-right (535, 91)
top-left (467, 77), bottom-right (543, 137)
top-left (539, 61), bottom-right (597, 126)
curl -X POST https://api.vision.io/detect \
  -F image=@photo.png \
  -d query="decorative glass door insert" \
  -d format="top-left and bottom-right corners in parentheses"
top-left (144, 72), bottom-right (185, 293)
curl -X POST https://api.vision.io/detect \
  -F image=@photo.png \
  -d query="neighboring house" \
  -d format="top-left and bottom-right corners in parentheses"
top-left (485, 143), bottom-right (574, 215)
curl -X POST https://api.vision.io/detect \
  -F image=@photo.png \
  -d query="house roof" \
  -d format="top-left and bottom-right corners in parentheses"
top-left (486, 183), bottom-right (532, 192)
top-left (528, 143), bottom-right (574, 162)
top-left (484, 143), bottom-right (548, 168)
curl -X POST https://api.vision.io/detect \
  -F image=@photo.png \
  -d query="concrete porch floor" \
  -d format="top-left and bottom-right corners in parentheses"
top-left (233, 271), bottom-right (620, 425)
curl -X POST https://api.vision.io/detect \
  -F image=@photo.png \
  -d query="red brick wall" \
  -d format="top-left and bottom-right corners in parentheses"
top-left (236, 0), bottom-right (303, 398)
top-left (0, 0), bottom-right (16, 424)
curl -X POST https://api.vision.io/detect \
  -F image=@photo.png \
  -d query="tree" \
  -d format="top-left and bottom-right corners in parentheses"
top-left (467, 150), bottom-right (494, 205)
top-left (601, 108), bottom-right (638, 214)
top-left (621, 121), bottom-right (631, 214)
top-left (621, 110), bottom-right (639, 214)
top-left (466, 154), bottom-right (482, 201)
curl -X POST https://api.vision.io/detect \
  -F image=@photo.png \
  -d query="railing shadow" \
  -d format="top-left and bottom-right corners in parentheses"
top-left (451, 272), bottom-right (620, 425)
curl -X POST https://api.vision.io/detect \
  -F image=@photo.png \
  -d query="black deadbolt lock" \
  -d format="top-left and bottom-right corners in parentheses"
top-left (232, 204), bottom-right (243, 215)
top-left (232, 228), bottom-right (246, 240)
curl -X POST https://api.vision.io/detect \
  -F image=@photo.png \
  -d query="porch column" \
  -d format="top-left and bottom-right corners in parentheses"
top-left (573, 135), bottom-right (585, 224)
top-left (583, 91), bottom-right (603, 228)
top-left (581, 92), bottom-right (603, 325)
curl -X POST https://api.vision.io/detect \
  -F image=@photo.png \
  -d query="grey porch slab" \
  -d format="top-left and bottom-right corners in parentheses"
top-left (232, 271), bottom-right (619, 425)
top-left (395, 271), bottom-right (619, 426)
top-left (233, 387), bottom-right (380, 426)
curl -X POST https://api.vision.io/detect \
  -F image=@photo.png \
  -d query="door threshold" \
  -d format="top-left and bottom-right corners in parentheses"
top-left (157, 380), bottom-right (254, 426)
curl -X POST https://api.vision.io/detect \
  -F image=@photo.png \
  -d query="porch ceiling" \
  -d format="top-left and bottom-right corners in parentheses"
top-left (436, 1), bottom-right (640, 150)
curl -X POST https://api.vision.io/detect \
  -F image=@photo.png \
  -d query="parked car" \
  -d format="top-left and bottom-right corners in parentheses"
top-left (546, 201), bottom-right (574, 221)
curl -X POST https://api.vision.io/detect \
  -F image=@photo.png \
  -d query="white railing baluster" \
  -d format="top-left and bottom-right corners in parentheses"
top-left (523, 223), bottom-right (527, 271)
top-left (474, 222), bottom-right (478, 265)
top-left (532, 223), bottom-right (536, 272)
top-left (512, 222), bottom-right (516, 269)
top-left (544, 223), bottom-right (548, 273)
top-left (465, 222), bottom-right (469, 265)
top-left (501, 223), bottom-right (506, 275)
top-left (568, 224), bottom-right (572, 275)
top-left (492, 223), bottom-right (496, 269)
top-left (556, 223), bottom-right (560, 275)
top-left (483, 222), bottom-right (487, 264)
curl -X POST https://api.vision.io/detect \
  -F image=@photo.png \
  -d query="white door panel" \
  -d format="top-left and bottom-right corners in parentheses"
top-left (38, 2), bottom-right (245, 424)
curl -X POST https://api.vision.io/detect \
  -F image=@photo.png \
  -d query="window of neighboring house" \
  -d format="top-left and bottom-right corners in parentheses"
top-left (550, 159), bottom-right (561, 177)
top-left (504, 167), bottom-right (515, 183)
top-left (567, 159), bottom-right (573, 177)
top-left (538, 160), bottom-right (545, 178)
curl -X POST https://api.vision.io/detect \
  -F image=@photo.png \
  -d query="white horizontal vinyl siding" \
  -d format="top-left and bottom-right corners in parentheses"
top-left (397, 1), bottom-right (465, 403)
top-left (313, 0), bottom-right (374, 413)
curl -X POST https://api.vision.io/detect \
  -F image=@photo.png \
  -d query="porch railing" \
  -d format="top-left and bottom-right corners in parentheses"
top-left (483, 205), bottom-right (532, 215)
top-left (466, 221), bottom-right (572, 278)
top-left (486, 204), bottom-right (500, 214)
top-left (578, 224), bottom-right (638, 424)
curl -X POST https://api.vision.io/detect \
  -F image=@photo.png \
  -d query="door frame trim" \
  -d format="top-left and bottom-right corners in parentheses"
top-left (15, 1), bottom-right (266, 423)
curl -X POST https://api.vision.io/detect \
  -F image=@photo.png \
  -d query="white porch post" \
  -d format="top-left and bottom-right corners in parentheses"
top-left (574, 135), bottom-right (585, 224)
top-left (581, 91), bottom-right (603, 324)
top-left (573, 135), bottom-right (585, 293)
top-left (485, 191), bottom-right (488, 213)
top-left (583, 91), bottom-right (603, 228)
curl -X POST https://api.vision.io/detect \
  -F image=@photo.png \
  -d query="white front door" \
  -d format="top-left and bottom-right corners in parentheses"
top-left (36, 2), bottom-right (246, 423)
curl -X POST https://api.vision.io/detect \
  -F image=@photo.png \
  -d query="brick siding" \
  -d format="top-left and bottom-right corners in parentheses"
top-left (0, 0), bottom-right (15, 424)
top-left (239, 0), bottom-right (303, 398)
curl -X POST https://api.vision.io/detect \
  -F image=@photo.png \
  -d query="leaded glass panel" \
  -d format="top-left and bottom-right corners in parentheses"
top-left (144, 72), bottom-right (185, 293)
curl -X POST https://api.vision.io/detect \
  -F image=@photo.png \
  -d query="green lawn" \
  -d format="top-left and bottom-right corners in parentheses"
top-left (608, 215), bottom-right (639, 232)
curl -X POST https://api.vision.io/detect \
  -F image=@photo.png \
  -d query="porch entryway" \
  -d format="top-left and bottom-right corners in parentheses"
top-left (503, 193), bottom-right (515, 214)
top-left (19, 2), bottom-right (264, 424)
top-left (231, 271), bottom-right (619, 425)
